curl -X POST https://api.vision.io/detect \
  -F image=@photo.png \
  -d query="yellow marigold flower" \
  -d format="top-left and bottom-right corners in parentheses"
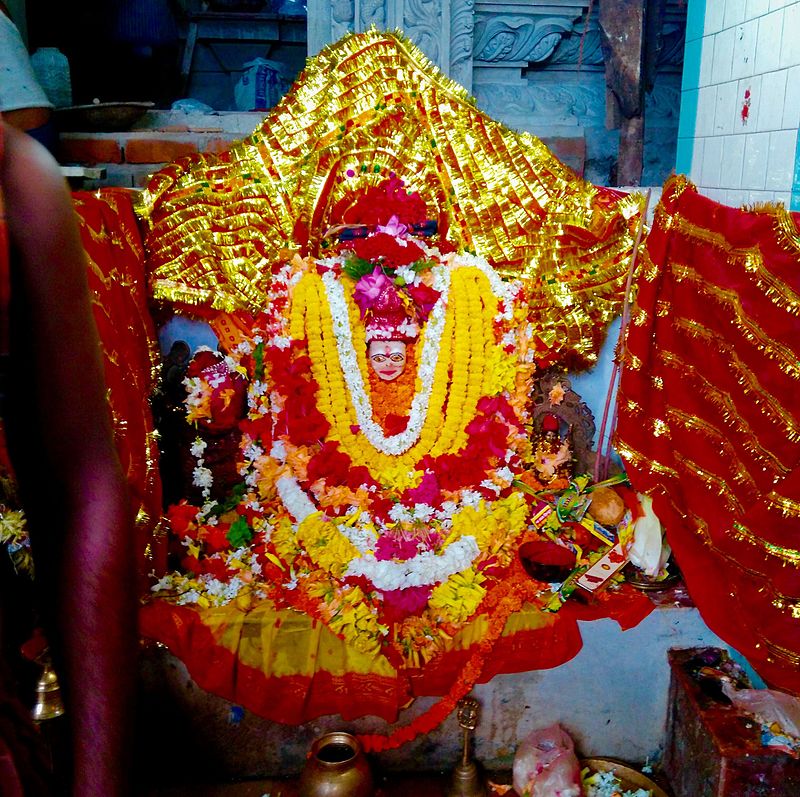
top-left (296, 513), bottom-right (360, 578)
top-left (328, 586), bottom-right (387, 655)
top-left (379, 465), bottom-right (423, 493)
top-left (429, 567), bottom-right (486, 625)
top-left (483, 345), bottom-right (518, 396)
top-left (271, 513), bottom-right (300, 562)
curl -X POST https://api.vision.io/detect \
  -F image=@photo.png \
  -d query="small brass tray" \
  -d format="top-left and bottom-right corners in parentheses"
top-left (581, 757), bottom-right (671, 797)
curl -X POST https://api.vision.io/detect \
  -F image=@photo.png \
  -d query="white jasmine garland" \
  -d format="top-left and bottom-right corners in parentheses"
top-left (176, 589), bottom-right (203, 606)
top-left (345, 536), bottom-right (480, 590)
top-left (321, 265), bottom-right (451, 456)
top-left (454, 252), bottom-right (519, 314)
top-left (480, 480), bottom-right (502, 495)
top-left (412, 503), bottom-right (435, 522)
top-left (270, 440), bottom-right (287, 462)
top-left (190, 438), bottom-right (207, 458)
top-left (388, 504), bottom-right (412, 523)
top-left (242, 442), bottom-right (264, 462)
top-left (495, 466), bottom-right (514, 484)
top-left (461, 490), bottom-right (482, 508)
top-left (276, 475), bottom-right (317, 522)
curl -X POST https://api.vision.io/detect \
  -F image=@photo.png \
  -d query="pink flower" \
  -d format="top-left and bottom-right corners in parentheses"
top-left (380, 585), bottom-right (432, 623)
top-left (406, 282), bottom-right (440, 323)
top-left (376, 215), bottom-right (408, 237)
top-left (404, 470), bottom-right (441, 505)
top-left (375, 533), bottom-right (419, 561)
top-left (353, 266), bottom-right (395, 316)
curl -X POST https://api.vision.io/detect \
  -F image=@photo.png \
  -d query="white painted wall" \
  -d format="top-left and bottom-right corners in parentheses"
top-left (681, 0), bottom-right (800, 208)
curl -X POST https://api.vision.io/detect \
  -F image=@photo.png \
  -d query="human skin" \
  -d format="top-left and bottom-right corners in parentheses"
top-left (2, 121), bottom-right (136, 796)
top-left (368, 340), bottom-right (407, 381)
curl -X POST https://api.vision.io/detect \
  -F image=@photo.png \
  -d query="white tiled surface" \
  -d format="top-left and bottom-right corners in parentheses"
top-left (686, 0), bottom-right (800, 198)
top-left (783, 65), bottom-right (800, 128)
top-left (705, 0), bottom-right (726, 35)
top-left (701, 135), bottom-right (725, 185)
top-left (754, 10), bottom-right (784, 74)
top-left (756, 69), bottom-right (788, 131)
top-left (746, 0), bottom-right (770, 16)
top-left (720, 134), bottom-right (746, 186)
top-left (715, 80), bottom-right (739, 133)
top-left (780, 3), bottom-right (800, 67)
top-left (725, 0), bottom-right (748, 28)
top-left (731, 20), bottom-right (758, 79)
top-left (738, 74), bottom-right (762, 130)
top-left (742, 130), bottom-right (771, 187)
top-left (765, 129), bottom-right (797, 189)
top-left (711, 26), bottom-right (736, 83)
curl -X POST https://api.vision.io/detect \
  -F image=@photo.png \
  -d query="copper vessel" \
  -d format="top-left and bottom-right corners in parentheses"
top-left (299, 732), bottom-right (373, 797)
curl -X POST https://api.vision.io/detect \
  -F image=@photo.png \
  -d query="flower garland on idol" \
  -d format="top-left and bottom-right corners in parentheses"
top-left (154, 177), bottom-right (545, 684)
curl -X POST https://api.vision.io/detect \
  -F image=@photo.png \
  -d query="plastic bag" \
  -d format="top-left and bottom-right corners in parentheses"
top-left (234, 58), bottom-right (289, 111)
top-left (512, 723), bottom-right (582, 797)
top-left (628, 492), bottom-right (671, 576)
top-left (722, 682), bottom-right (800, 737)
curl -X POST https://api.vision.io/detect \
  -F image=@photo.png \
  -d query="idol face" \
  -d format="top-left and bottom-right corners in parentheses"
top-left (368, 340), bottom-right (407, 381)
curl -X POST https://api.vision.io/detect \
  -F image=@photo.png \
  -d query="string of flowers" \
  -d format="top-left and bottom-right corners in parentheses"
top-left (357, 571), bottom-right (541, 753)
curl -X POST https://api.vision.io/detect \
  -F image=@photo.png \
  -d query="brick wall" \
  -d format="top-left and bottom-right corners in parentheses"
top-left (676, 0), bottom-right (800, 209)
top-left (58, 110), bottom-right (268, 190)
top-left (58, 110), bottom-right (589, 190)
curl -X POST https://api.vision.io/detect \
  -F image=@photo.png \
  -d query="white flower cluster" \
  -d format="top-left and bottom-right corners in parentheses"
top-left (345, 535), bottom-right (480, 590)
top-left (190, 436), bottom-right (213, 500)
top-left (276, 475), bottom-right (317, 523)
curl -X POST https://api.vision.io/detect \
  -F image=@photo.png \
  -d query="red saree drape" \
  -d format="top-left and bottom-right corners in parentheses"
top-left (616, 175), bottom-right (800, 693)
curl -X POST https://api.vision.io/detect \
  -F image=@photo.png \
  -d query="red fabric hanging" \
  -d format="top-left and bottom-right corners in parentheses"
top-left (616, 175), bottom-right (800, 693)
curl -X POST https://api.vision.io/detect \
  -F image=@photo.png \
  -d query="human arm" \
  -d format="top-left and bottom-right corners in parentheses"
top-left (1, 121), bottom-right (136, 795)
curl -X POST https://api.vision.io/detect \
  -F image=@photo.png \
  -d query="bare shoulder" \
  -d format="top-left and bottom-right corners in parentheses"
top-left (2, 121), bottom-right (73, 234)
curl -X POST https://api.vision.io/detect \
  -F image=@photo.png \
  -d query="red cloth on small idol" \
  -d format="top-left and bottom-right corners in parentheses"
top-left (616, 175), bottom-right (800, 694)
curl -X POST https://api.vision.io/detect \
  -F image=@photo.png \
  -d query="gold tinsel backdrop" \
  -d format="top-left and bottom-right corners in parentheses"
top-left (138, 29), bottom-right (643, 370)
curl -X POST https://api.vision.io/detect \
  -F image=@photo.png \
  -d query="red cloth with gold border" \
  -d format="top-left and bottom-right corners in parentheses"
top-left (616, 175), bottom-right (800, 693)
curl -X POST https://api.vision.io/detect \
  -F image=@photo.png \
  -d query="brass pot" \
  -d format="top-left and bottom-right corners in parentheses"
top-left (299, 732), bottom-right (373, 797)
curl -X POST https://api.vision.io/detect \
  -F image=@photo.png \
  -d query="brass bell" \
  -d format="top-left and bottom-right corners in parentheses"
top-left (447, 697), bottom-right (487, 797)
top-left (32, 660), bottom-right (65, 722)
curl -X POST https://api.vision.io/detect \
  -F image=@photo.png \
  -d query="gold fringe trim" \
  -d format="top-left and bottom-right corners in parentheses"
top-left (669, 320), bottom-right (800, 443)
top-left (671, 262), bottom-right (800, 380)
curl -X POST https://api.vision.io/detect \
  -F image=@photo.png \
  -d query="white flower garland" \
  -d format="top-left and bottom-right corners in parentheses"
top-left (276, 475), bottom-right (317, 523)
top-left (345, 535), bottom-right (480, 591)
top-left (321, 265), bottom-right (451, 456)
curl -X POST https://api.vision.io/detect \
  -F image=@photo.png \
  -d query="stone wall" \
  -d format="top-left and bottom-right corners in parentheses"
top-left (58, 2), bottom-right (686, 190)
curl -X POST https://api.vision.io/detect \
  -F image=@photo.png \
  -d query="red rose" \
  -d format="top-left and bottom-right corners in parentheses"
top-left (306, 441), bottom-right (353, 486)
top-left (351, 233), bottom-right (426, 269)
top-left (167, 501), bottom-right (201, 538)
top-left (406, 283), bottom-right (440, 322)
top-left (202, 523), bottom-right (232, 555)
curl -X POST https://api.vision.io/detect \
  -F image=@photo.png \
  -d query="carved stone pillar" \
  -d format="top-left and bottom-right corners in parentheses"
top-left (307, 0), bottom-right (475, 91)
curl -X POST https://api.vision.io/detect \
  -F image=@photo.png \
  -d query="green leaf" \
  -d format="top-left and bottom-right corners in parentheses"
top-left (208, 482), bottom-right (247, 517)
top-left (253, 341), bottom-right (265, 381)
top-left (227, 516), bottom-right (253, 548)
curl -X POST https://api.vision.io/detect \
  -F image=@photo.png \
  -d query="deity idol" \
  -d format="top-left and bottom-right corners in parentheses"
top-left (354, 264), bottom-right (419, 383)
top-left (156, 177), bottom-right (540, 670)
